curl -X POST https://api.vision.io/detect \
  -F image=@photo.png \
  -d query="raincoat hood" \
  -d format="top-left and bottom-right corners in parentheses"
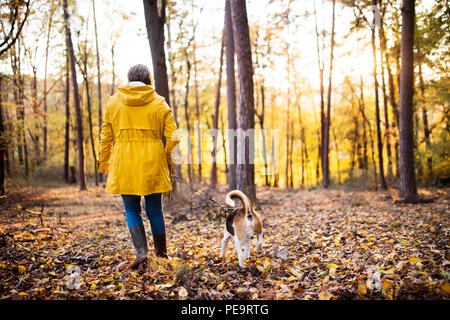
top-left (117, 85), bottom-right (157, 106)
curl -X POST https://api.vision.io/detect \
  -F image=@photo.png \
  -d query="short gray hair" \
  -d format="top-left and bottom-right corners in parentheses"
top-left (127, 64), bottom-right (151, 85)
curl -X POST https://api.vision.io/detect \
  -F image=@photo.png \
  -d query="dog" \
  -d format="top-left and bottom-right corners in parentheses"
top-left (219, 190), bottom-right (263, 267)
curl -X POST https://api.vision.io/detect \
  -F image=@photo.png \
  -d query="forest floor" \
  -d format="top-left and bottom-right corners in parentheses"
top-left (0, 182), bottom-right (449, 300)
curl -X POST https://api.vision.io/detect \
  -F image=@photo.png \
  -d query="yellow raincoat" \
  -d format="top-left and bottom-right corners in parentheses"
top-left (97, 84), bottom-right (179, 195)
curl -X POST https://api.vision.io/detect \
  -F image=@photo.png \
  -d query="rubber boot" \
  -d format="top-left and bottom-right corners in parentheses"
top-left (127, 225), bottom-right (148, 269)
top-left (153, 234), bottom-right (168, 258)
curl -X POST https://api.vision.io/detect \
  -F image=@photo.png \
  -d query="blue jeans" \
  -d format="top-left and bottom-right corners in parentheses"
top-left (121, 193), bottom-right (166, 235)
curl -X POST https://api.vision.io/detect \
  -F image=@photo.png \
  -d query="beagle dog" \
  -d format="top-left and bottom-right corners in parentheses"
top-left (220, 190), bottom-right (263, 267)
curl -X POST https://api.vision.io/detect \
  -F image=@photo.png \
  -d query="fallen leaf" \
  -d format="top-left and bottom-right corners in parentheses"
top-left (17, 265), bottom-right (26, 274)
top-left (409, 256), bottom-right (421, 264)
top-left (441, 283), bottom-right (450, 294)
top-left (178, 286), bottom-right (188, 298)
top-left (358, 282), bottom-right (367, 296)
top-left (156, 283), bottom-right (173, 290)
top-left (256, 265), bottom-right (265, 273)
top-left (318, 290), bottom-right (333, 300)
top-left (263, 259), bottom-right (271, 270)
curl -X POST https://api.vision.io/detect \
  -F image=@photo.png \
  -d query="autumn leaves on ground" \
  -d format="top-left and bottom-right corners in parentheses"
top-left (0, 184), bottom-right (449, 300)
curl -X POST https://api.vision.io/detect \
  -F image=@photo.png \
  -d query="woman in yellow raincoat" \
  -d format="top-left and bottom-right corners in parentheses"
top-left (98, 64), bottom-right (179, 269)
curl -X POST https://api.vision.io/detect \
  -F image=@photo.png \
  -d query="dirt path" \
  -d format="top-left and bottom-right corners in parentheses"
top-left (0, 185), bottom-right (449, 300)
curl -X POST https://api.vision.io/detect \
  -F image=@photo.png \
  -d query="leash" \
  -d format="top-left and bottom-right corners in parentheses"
top-left (170, 173), bottom-right (237, 217)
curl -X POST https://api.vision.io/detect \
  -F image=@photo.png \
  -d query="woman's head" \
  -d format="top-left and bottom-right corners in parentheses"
top-left (127, 64), bottom-right (152, 85)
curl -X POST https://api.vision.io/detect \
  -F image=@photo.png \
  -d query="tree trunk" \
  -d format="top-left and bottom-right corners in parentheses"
top-left (210, 29), bottom-right (225, 186)
top-left (331, 124), bottom-right (341, 184)
top-left (63, 0), bottom-right (87, 190)
top-left (221, 108), bottom-right (229, 178)
top-left (10, 42), bottom-right (27, 175)
top-left (10, 46), bottom-right (22, 166)
top-left (43, 1), bottom-right (55, 161)
top-left (192, 18), bottom-right (202, 183)
top-left (289, 121), bottom-right (294, 188)
top-left (350, 112), bottom-right (358, 179)
top-left (371, 0), bottom-right (388, 190)
top-left (360, 75), bottom-right (377, 185)
top-left (111, 42), bottom-right (116, 95)
top-left (322, 0), bottom-right (336, 188)
top-left (183, 54), bottom-right (193, 183)
top-left (378, 4), bottom-right (393, 180)
top-left (285, 19), bottom-right (292, 189)
top-left (316, 129), bottom-right (320, 185)
top-left (0, 75), bottom-right (5, 195)
top-left (259, 84), bottom-right (270, 187)
top-left (143, 0), bottom-right (170, 105)
top-left (230, 0), bottom-right (256, 202)
top-left (166, 3), bottom-right (182, 181)
top-left (380, 46), bottom-right (393, 180)
top-left (398, 0), bottom-right (417, 201)
top-left (92, 0), bottom-right (103, 183)
top-left (225, 0), bottom-right (237, 190)
top-left (83, 76), bottom-right (99, 186)
top-left (271, 92), bottom-right (278, 187)
top-left (417, 46), bottom-right (432, 183)
top-left (20, 67), bottom-right (28, 178)
top-left (31, 68), bottom-right (41, 164)
top-left (314, 0), bottom-right (325, 187)
top-left (64, 47), bottom-right (70, 183)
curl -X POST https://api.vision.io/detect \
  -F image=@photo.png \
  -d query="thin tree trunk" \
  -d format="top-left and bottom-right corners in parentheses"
top-left (166, 4), bottom-right (182, 181)
top-left (63, 0), bottom-right (87, 190)
top-left (221, 108), bottom-right (229, 178)
top-left (285, 61), bottom-right (290, 188)
top-left (83, 75), bottom-right (98, 186)
top-left (371, 0), bottom-right (387, 189)
top-left (10, 42), bottom-right (25, 170)
top-left (289, 121), bottom-right (294, 188)
top-left (43, 0), bottom-right (55, 161)
top-left (0, 75), bottom-right (5, 195)
top-left (64, 47), bottom-right (70, 183)
top-left (21, 68), bottom-right (28, 178)
top-left (379, 4), bottom-right (399, 128)
top-left (79, 12), bottom-right (99, 187)
top-left (14, 40), bottom-right (28, 177)
top-left (378, 3), bottom-right (393, 180)
top-left (314, 0), bottom-right (325, 187)
top-left (183, 54), bottom-right (193, 183)
top-left (350, 113), bottom-right (358, 179)
top-left (380, 47), bottom-right (393, 180)
top-left (225, 0), bottom-right (237, 190)
top-left (111, 42), bottom-right (116, 95)
top-left (331, 124), bottom-right (341, 184)
top-left (10, 51), bottom-right (21, 166)
top-left (92, 0), bottom-right (103, 183)
top-left (210, 29), bottom-right (225, 186)
top-left (31, 68), bottom-right (41, 164)
top-left (417, 46), bottom-right (432, 183)
top-left (322, 0), bottom-right (336, 188)
top-left (192, 13), bottom-right (202, 183)
top-left (360, 75), bottom-right (377, 185)
top-left (271, 91), bottom-right (278, 188)
top-left (259, 84), bottom-right (270, 187)
top-left (230, 0), bottom-right (256, 202)
top-left (315, 129), bottom-right (320, 185)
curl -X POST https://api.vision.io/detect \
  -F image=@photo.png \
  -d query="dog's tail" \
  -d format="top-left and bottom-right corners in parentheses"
top-left (225, 190), bottom-right (251, 214)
